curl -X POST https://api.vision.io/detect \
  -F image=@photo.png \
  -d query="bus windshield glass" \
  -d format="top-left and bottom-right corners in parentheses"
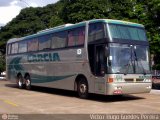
top-left (108, 24), bottom-right (147, 41)
top-left (107, 43), bottom-right (150, 74)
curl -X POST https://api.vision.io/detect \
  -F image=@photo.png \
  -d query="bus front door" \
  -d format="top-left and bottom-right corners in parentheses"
top-left (94, 45), bottom-right (105, 76)
top-left (94, 45), bottom-right (106, 94)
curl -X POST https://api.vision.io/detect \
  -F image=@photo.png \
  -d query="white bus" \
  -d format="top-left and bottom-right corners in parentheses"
top-left (6, 19), bottom-right (152, 98)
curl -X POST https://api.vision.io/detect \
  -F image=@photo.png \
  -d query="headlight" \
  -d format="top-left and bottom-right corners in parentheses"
top-left (143, 78), bottom-right (151, 82)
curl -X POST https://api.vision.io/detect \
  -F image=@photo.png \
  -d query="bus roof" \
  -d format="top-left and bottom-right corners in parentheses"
top-left (88, 19), bottom-right (144, 27)
top-left (7, 19), bottom-right (144, 44)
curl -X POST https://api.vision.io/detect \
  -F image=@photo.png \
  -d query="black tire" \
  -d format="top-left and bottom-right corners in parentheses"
top-left (25, 75), bottom-right (31, 90)
top-left (17, 75), bottom-right (24, 89)
top-left (77, 78), bottom-right (88, 99)
top-left (152, 83), bottom-right (159, 89)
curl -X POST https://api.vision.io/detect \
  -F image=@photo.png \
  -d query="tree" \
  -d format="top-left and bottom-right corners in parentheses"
top-left (49, 16), bottom-right (64, 27)
top-left (137, 0), bottom-right (160, 69)
top-left (0, 52), bottom-right (5, 72)
top-left (61, 0), bottom-right (110, 23)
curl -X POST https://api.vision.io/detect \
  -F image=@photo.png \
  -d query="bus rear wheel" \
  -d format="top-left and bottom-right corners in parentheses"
top-left (25, 75), bottom-right (31, 90)
top-left (17, 75), bottom-right (24, 89)
top-left (77, 78), bottom-right (88, 99)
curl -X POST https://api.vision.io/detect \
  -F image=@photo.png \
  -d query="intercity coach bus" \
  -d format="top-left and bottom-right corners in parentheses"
top-left (6, 19), bottom-right (152, 98)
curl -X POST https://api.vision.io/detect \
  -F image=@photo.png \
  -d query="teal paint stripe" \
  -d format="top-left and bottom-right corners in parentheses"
top-left (88, 19), bottom-right (107, 24)
top-left (88, 19), bottom-right (143, 27)
top-left (8, 56), bottom-right (75, 84)
top-left (9, 57), bottom-right (24, 71)
top-left (31, 74), bottom-right (75, 83)
top-left (106, 20), bottom-right (143, 27)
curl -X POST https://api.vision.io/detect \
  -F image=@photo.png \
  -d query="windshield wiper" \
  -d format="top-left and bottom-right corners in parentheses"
top-left (134, 50), bottom-right (146, 75)
top-left (124, 48), bottom-right (134, 75)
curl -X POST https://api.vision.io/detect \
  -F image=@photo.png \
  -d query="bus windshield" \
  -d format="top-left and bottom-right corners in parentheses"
top-left (108, 24), bottom-right (147, 41)
top-left (107, 43), bottom-right (150, 74)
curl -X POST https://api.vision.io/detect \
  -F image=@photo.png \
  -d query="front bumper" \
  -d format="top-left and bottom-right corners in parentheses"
top-left (106, 82), bottom-right (152, 95)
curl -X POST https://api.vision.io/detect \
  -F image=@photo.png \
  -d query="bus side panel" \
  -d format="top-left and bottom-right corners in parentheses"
top-left (6, 47), bottom-right (96, 93)
top-left (6, 55), bottom-right (25, 83)
top-left (18, 48), bottom-right (95, 93)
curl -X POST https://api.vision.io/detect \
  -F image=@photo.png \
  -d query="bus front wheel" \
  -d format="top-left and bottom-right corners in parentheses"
top-left (25, 75), bottom-right (31, 90)
top-left (77, 78), bottom-right (88, 99)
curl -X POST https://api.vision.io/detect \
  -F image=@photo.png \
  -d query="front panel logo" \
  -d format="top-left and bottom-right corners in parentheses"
top-left (27, 53), bottom-right (60, 62)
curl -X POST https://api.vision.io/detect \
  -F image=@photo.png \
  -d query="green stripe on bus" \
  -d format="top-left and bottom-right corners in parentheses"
top-left (30, 74), bottom-right (75, 83)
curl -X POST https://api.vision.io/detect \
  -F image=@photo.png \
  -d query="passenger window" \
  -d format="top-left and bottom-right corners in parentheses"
top-left (28, 39), bottom-right (38, 52)
top-left (18, 41), bottom-right (27, 53)
top-left (39, 35), bottom-right (51, 50)
top-left (88, 23), bottom-right (104, 42)
top-left (11, 43), bottom-right (18, 54)
top-left (68, 27), bottom-right (85, 47)
top-left (51, 32), bottom-right (67, 49)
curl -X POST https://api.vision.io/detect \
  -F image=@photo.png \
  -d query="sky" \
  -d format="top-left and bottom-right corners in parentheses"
top-left (0, 0), bottom-right (59, 27)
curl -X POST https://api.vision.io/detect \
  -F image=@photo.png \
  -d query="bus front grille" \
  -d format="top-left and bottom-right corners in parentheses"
top-left (125, 79), bottom-right (134, 82)
top-left (125, 78), bottom-right (144, 82)
top-left (136, 78), bottom-right (144, 82)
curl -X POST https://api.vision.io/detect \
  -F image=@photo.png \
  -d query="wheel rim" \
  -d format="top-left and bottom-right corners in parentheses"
top-left (80, 84), bottom-right (87, 94)
top-left (26, 79), bottom-right (30, 87)
top-left (18, 79), bottom-right (22, 87)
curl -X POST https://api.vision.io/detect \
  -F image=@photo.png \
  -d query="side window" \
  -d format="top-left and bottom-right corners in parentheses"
top-left (39, 35), bottom-right (51, 50)
top-left (88, 23), bottom-right (104, 42)
top-left (28, 39), bottom-right (38, 52)
top-left (11, 43), bottom-right (18, 54)
top-left (18, 41), bottom-right (27, 53)
top-left (7, 44), bottom-right (11, 55)
top-left (51, 31), bottom-right (67, 49)
top-left (68, 27), bottom-right (85, 47)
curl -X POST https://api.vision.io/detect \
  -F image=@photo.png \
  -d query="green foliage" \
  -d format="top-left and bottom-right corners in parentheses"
top-left (49, 16), bottom-right (64, 27)
top-left (0, 1), bottom-right (64, 40)
top-left (61, 0), bottom-right (110, 23)
top-left (0, 52), bottom-right (5, 72)
top-left (0, 0), bottom-right (160, 69)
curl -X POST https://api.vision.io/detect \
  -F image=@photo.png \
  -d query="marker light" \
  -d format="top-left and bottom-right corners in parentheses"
top-left (143, 78), bottom-right (151, 82)
top-left (108, 78), bottom-right (114, 83)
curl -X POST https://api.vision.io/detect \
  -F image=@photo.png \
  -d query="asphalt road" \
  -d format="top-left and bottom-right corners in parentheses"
top-left (0, 80), bottom-right (160, 120)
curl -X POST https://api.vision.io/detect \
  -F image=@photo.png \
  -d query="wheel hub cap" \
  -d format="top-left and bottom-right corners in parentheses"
top-left (26, 80), bottom-right (30, 86)
top-left (80, 84), bottom-right (86, 93)
top-left (18, 80), bottom-right (22, 86)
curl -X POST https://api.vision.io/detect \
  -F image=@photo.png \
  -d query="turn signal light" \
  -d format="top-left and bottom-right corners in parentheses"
top-left (108, 78), bottom-right (113, 83)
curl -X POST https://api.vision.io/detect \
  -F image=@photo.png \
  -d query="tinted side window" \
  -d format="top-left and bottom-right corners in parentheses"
top-left (68, 27), bottom-right (85, 47)
top-left (51, 31), bottom-right (67, 49)
top-left (39, 35), bottom-right (51, 50)
top-left (18, 41), bottom-right (27, 53)
top-left (11, 43), bottom-right (18, 54)
top-left (88, 23), bottom-right (104, 42)
top-left (28, 39), bottom-right (38, 52)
